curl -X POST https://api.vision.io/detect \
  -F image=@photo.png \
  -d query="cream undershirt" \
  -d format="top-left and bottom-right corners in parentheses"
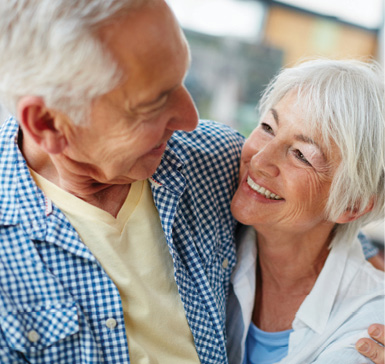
top-left (30, 170), bottom-right (200, 364)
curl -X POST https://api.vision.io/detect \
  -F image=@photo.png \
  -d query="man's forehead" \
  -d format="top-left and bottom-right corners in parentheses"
top-left (93, 4), bottom-right (189, 112)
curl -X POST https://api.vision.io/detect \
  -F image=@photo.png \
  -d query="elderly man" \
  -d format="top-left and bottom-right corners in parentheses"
top-left (0, 1), bottom-right (382, 363)
top-left (0, 1), bottom-right (243, 363)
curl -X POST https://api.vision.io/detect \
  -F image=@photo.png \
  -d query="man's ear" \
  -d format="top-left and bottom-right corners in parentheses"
top-left (17, 96), bottom-right (67, 154)
top-left (335, 199), bottom-right (374, 224)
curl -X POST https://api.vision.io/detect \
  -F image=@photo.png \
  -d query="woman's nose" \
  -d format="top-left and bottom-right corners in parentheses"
top-left (249, 142), bottom-right (280, 178)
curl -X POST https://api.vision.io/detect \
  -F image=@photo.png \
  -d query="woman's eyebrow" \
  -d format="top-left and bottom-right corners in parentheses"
top-left (271, 108), bottom-right (279, 125)
top-left (295, 134), bottom-right (327, 161)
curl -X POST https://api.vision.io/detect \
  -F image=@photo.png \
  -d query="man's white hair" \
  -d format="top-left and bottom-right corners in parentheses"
top-left (259, 59), bottom-right (385, 244)
top-left (0, 0), bottom-right (155, 124)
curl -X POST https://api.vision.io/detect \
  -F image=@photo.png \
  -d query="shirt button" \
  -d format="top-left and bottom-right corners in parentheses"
top-left (27, 330), bottom-right (40, 343)
top-left (105, 318), bottom-right (117, 329)
top-left (222, 258), bottom-right (229, 269)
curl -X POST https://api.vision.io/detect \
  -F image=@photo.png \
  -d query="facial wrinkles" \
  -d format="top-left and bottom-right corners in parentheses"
top-left (250, 148), bottom-right (333, 229)
top-left (100, 90), bottom-right (165, 143)
top-left (304, 138), bottom-right (340, 181)
top-left (62, 117), bottom-right (141, 181)
top-left (305, 148), bottom-right (324, 169)
top-left (134, 96), bottom-right (168, 116)
top-left (283, 166), bottom-right (332, 227)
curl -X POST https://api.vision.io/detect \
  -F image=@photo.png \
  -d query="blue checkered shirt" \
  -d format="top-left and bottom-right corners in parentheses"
top-left (0, 117), bottom-right (244, 364)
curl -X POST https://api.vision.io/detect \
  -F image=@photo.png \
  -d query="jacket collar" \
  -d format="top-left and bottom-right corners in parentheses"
top-left (0, 117), bottom-right (45, 228)
top-left (293, 236), bottom-right (355, 334)
top-left (150, 140), bottom-right (185, 195)
top-left (231, 227), bottom-right (357, 336)
top-left (231, 227), bottom-right (257, 340)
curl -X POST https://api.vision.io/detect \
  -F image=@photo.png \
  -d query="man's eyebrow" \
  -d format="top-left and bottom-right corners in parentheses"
top-left (137, 54), bottom-right (191, 110)
top-left (136, 87), bottom-right (175, 109)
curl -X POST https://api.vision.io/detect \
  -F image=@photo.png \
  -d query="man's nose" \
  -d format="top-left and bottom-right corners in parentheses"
top-left (167, 86), bottom-right (199, 132)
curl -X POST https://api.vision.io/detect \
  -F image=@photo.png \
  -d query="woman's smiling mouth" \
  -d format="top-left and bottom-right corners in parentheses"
top-left (246, 176), bottom-right (283, 200)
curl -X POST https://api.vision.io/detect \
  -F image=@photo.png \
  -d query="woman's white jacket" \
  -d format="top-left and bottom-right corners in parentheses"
top-left (226, 227), bottom-right (384, 364)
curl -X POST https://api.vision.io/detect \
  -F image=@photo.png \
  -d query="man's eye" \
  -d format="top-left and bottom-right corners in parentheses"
top-left (137, 95), bottom-right (168, 116)
top-left (293, 149), bottom-right (311, 166)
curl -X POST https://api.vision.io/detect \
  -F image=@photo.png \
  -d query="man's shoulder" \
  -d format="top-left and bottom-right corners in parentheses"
top-left (0, 115), bottom-right (18, 155)
top-left (173, 119), bottom-right (245, 143)
top-left (169, 120), bottom-right (245, 161)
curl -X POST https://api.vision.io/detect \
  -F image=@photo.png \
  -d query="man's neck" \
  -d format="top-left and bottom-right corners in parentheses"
top-left (20, 131), bottom-right (131, 217)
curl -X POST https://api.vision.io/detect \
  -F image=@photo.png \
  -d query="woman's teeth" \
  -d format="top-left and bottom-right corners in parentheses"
top-left (246, 176), bottom-right (283, 200)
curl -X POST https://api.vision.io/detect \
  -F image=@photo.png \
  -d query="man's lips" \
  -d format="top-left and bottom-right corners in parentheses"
top-left (148, 141), bottom-right (168, 155)
top-left (152, 142), bottom-right (165, 150)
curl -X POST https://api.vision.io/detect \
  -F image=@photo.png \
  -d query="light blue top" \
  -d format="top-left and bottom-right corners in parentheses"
top-left (244, 322), bottom-right (292, 364)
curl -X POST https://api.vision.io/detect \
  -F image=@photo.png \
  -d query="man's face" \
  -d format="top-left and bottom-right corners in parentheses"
top-left (62, 1), bottom-right (198, 185)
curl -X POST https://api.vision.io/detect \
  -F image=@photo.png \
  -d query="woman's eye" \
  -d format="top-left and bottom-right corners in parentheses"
top-left (294, 149), bottom-right (312, 166)
top-left (261, 123), bottom-right (274, 135)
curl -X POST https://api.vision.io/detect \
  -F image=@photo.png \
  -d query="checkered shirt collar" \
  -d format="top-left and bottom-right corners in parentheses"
top-left (0, 117), bottom-right (46, 228)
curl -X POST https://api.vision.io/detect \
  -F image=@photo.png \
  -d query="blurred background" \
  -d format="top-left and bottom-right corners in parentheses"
top-left (166, 0), bottom-right (385, 255)
top-left (167, 0), bottom-right (384, 135)
top-left (0, 0), bottom-right (384, 252)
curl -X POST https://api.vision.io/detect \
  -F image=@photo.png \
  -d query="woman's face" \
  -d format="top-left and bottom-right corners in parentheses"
top-left (231, 91), bottom-right (341, 234)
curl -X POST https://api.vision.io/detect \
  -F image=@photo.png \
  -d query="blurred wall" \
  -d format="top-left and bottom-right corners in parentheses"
top-left (184, 29), bottom-right (283, 135)
top-left (264, 4), bottom-right (379, 66)
top-left (379, 4), bottom-right (385, 66)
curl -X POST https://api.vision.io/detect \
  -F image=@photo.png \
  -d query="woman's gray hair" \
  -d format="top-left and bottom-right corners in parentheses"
top-left (259, 59), bottom-right (385, 244)
top-left (0, 0), bottom-right (155, 124)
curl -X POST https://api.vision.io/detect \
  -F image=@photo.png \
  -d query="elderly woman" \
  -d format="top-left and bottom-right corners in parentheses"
top-left (226, 59), bottom-right (384, 364)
